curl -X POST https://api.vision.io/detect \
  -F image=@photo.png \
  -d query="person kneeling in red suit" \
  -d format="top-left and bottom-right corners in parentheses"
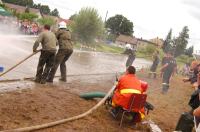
top-left (111, 66), bottom-right (149, 123)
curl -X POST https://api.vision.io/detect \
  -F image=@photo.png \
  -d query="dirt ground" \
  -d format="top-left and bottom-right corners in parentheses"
top-left (0, 71), bottom-right (193, 132)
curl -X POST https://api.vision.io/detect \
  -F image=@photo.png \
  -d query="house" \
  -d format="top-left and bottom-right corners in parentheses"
top-left (42, 14), bottom-right (59, 23)
top-left (149, 37), bottom-right (164, 48)
top-left (58, 18), bottom-right (72, 25)
top-left (137, 38), bottom-right (157, 48)
top-left (4, 3), bottom-right (42, 18)
top-left (42, 14), bottom-right (72, 25)
top-left (115, 35), bottom-right (138, 48)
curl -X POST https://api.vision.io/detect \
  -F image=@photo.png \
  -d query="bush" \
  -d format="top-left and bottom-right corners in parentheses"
top-left (145, 45), bottom-right (156, 55)
top-left (176, 54), bottom-right (194, 64)
top-left (19, 13), bottom-right (38, 21)
top-left (71, 7), bottom-right (104, 44)
top-left (38, 17), bottom-right (55, 26)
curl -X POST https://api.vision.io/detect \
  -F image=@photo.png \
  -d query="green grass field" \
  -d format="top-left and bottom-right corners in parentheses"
top-left (73, 42), bottom-right (194, 68)
top-left (74, 42), bottom-right (124, 54)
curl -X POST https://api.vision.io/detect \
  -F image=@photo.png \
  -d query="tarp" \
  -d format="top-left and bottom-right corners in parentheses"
top-left (0, 6), bottom-right (12, 16)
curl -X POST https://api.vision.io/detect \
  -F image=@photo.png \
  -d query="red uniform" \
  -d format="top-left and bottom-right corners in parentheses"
top-left (112, 74), bottom-right (147, 122)
top-left (112, 74), bottom-right (142, 108)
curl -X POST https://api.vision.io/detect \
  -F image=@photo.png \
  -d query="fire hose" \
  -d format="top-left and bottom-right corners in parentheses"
top-left (0, 50), bottom-right (40, 78)
top-left (0, 51), bottom-right (118, 132)
top-left (0, 50), bottom-right (157, 131)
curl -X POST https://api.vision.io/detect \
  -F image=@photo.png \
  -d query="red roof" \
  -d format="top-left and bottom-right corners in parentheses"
top-left (58, 18), bottom-right (72, 25)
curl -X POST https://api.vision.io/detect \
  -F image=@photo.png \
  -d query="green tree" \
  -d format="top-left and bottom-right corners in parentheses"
top-left (71, 7), bottom-right (104, 44)
top-left (39, 5), bottom-right (50, 14)
top-left (173, 26), bottom-right (189, 57)
top-left (19, 12), bottom-right (38, 21)
top-left (69, 14), bottom-right (77, 20)
top-left (38, 17), bottom-right (55, 26)
top-left (185, 46), bottom-right (193, 57)
top-left (25, 7), bottom-right (30, 13)
top-left (163, 29), bottom-right (172, 53)
top-left (50, 8), bottom-right (59, 17)
top-left (105, 14), bottom-right (133, 36)
top-left (2, 0), bottom-right (33, 7)
top-left (33, 3), bottom-right (41, 9)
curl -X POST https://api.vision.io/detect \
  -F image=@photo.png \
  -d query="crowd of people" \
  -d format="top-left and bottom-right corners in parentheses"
top-left (19, 20), bottom-right (39, 35)
top-left (0, 16), bottom-right (40, 35)
top-left (174, 60), bottom-right (200, 131)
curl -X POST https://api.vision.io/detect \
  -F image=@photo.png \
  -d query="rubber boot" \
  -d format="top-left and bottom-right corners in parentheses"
top-left (162, 83), bottom-right (169, 94)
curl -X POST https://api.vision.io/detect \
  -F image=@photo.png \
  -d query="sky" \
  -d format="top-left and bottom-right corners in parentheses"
top-left (33, 0), bottom-right (200, 51)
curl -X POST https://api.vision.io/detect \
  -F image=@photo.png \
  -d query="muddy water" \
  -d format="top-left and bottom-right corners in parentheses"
top-left (0, 35), bottom-right (152, 92)
top-left (0, 35), bottom-right (151, 80)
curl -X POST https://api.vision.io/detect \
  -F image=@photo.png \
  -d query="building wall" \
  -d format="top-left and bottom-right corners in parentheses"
top-left (137, 41), bottom-right (150, 48)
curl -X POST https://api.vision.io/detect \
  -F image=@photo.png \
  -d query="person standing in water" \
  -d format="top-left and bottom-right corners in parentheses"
top-left (47, 21), bottom-right (73, 83)
top-left (33, 24), bottom-right (57, 84)
top-left (149, 50), bottom-right (160, 78)
top-left (124, 43), bottom-right (136, 68)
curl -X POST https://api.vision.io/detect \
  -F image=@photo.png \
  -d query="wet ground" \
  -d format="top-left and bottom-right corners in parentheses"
top-left (0, 72), bottom-right (193, 132)
top-left (0, 34), bottom-right (151, 89)
top-left (0, 34), bottom-right (195, 131)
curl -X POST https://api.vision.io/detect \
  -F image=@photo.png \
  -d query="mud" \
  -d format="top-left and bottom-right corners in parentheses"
top-left (0, 27), bottom-right (192, 132)
top-left (0, 71), bottom-right (193, 132)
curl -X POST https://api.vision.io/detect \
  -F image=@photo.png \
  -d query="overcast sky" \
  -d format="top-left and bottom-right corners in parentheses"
top-left (34, 0), bottom-right (200, 50)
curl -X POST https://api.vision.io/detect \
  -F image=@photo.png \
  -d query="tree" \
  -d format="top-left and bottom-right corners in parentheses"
top-left (69, 14), bottom-right (77, 20)
top-left (39, 5), bottom-right (50, 14)
top-left (33, 3), bottom-right (41, 9)
top-left (162, 29), bottom-right (172, 53)
top-left (50, 8), bottom-right (59, 17)
top-left (19, 12), bottom-right (38, 21)
top-left (25, 7), bottom-right (30, 13)
top-left (71, 7), bottom-right (104, 44)
top-left (2, 0), bottom-right (33, 7)
top-left (105, 14), bottom-right (133, 36)
top-left (173, 26), bottom-right (189, 57)
top-left (38, 17), bottom-right (55, 26)
top-left (185, 46), bottom-right (193, 57)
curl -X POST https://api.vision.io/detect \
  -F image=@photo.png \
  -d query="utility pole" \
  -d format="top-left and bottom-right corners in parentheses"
top-left (104, 10), bottom-right (108, 23)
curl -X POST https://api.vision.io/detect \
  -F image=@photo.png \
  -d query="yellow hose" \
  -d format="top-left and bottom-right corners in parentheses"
top-left (0, 50), bottom-right (40, 77)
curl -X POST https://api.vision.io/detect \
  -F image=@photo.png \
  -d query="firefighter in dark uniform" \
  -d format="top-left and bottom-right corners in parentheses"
top-left (47, 21), bottom-right (73, 82)
top-left (160, 53), bottom-right (169, 77)
top-left (149, 50), bottom-right (160, 78)
top-left (124, 43), bottom-right (136, 68)
top-left (160, 51), bottom-right (177, 94)
top-left (33, 24), bottom-right (57, 84)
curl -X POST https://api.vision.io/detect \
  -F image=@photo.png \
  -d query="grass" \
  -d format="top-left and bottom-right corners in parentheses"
top-left (74, 42), bottom-right (124, 54)
top-left (73, 42), bottom-right (194, 67)
top-left (95, 43), bottom-right (124, 54)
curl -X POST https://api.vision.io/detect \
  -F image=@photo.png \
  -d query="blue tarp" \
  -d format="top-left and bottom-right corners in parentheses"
top-left (0, 6), bottom-right (12, 16)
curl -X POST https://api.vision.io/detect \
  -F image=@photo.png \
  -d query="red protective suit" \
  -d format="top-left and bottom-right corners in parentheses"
top-left (112, 74), bottom-right (147, 122)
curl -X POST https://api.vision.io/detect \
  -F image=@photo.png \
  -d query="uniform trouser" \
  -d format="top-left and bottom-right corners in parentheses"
top-left (35, 50), bottom-right (56, 82)
top-left (126, 55), bottom-right (135, 67)
top-left (162, 71), bottom-right (173, 93)
top-left (48, 49), bottom-right (73, 81)
top-left (149, 63), bottom-right (158, 78)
